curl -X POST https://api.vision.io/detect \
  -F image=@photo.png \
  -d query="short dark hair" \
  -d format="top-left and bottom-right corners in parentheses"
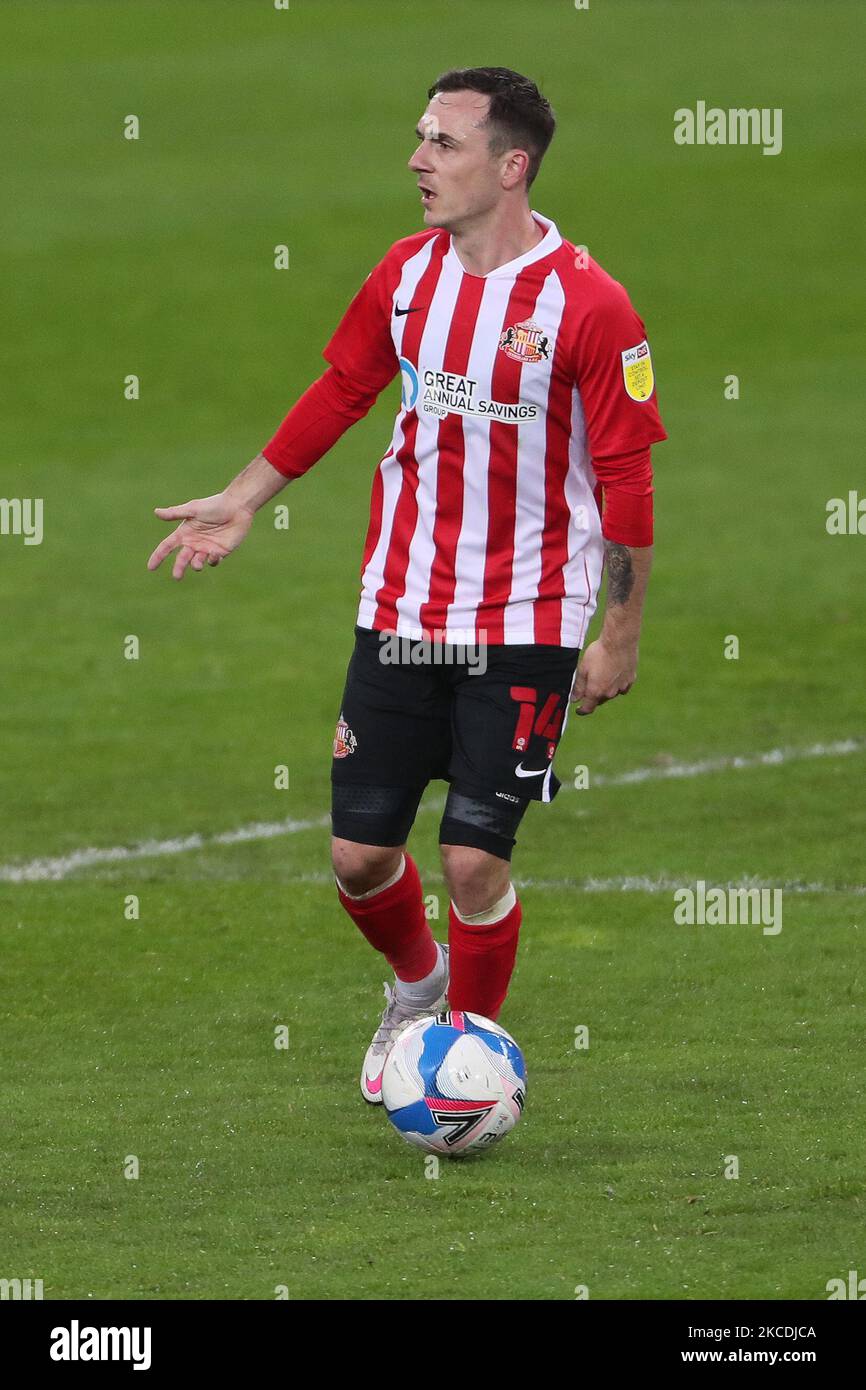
top-left (427, 67), bottom-right (556, 188)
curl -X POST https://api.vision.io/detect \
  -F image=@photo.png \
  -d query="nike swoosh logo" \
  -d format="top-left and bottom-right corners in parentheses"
top-left (515, 764), bottom-right (547, 778)
top-left (395, 305), bottom-right (423, 316)
top-left (364, 1072), bottom-right (383, 1094)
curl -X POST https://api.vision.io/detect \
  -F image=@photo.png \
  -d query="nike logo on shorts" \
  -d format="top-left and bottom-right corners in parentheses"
top-left (514, 763), bottom-right (546, 778)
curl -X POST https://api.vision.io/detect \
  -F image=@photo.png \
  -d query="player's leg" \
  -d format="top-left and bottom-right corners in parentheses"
top-left (331, 837), bottom-right (403, 896)
top-left (439, 791), bottom-right (528, 1022)
top-left (330, 814), bottom-right (440, 992)
top-left (333, 830), bottom-right (451, 1103)
top-left (440, 640), bottom-right (581, 1019)
top-left (329, 628), bottom-right (452, 1100)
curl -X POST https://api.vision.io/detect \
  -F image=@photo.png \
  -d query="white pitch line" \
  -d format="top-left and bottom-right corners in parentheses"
top-left (153, 868), bottom-right (864, 896)
top-left (513, 875), bottom-right (866, 896)
top-left (0, 815), bottom-right (330, 884)
top-left (589, 737), bottom-right (865, 787)
top-left (0, 737), bottom-right (862, 885)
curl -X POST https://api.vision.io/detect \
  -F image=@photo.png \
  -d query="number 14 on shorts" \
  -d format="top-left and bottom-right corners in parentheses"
top-left (509, 686), bottom-right (564, 759)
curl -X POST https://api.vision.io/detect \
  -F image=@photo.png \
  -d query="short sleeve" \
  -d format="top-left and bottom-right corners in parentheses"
top-left (322, 258), bottom-right (399, 394)
top-left (574, 283), bottom-right (667, 460)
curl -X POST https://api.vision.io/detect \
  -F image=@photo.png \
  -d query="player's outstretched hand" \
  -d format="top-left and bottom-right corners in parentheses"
top-left (571, 638), bottom-right (637, 715)
top-left (147, 493), bottom-right (255, 580)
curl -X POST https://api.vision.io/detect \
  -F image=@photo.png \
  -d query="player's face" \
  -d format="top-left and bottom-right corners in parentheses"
top-left (408, 91), bottom-right (511, 231)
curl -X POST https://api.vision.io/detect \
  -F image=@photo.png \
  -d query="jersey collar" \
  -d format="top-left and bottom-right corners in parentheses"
top-left (445, 211), bottom-right (561, 281)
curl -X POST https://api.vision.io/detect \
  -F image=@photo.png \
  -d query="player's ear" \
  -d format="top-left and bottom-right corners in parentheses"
top-left (501, 149), bottom-right (529, 191)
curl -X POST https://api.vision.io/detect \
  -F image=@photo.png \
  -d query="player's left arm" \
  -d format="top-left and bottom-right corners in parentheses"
top-left (568, 278), bottom-right (667, 715)
top-left (572, 538), bottom-right (652, 716)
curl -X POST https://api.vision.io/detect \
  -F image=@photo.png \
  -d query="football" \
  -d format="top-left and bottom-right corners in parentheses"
top-left (381, 1011), bottom-right (527, 1156)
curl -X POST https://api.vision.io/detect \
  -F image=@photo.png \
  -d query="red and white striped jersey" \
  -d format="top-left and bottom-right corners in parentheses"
top-left (322, 212), bottom-right (666, 647)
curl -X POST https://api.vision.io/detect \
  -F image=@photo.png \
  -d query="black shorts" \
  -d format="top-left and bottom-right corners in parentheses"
top-left (330, 626), bottom-right (580, 852)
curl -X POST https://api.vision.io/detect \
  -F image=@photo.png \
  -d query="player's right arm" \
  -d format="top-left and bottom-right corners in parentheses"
top-left (148, 250), bottom-right (402, 581)
top-left (146, 363), bottom-right (384, 581)
top-left (146, 454), bottom-right (284, 581)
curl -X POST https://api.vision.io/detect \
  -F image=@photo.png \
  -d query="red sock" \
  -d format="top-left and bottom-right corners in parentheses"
top-left (336, 853), bottom-right (438, 982)
top-left (447, 896), bottom-right (522, 1020)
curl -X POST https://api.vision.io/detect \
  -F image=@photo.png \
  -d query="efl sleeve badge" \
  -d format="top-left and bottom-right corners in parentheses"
top-left (621, 339), bottom-right (655, 402)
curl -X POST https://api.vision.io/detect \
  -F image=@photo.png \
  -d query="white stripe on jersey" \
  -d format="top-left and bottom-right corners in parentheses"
top-left (562, 387), bottom-right (603, 648)
top-left (356, 449), bottom-right (403, 632)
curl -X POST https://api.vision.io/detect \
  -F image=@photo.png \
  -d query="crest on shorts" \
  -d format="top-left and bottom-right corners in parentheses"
top-left (498, 319), bottom-right (552, 364)
top-left (333, 713), bottom-right (357, 759)
top-left (621, 339), bottom-right (655, 402)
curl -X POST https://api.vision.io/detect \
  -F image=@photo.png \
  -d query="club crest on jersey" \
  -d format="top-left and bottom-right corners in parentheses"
top-left (498, 319), bottom-right (552, 364)
top-left (621, 339), bottom-right (655, 402)
top-left (333, 713), bottom-right (357, 759)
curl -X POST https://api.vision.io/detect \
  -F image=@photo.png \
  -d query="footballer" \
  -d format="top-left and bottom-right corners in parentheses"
top-left (148, 68), bottom-right (667, 1103)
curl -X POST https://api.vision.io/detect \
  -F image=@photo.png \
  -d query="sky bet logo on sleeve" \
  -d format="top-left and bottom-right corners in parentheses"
top-left (621, 339), bottom-right (655, 402)
top-left (398, 357), bottom-right (538, 423)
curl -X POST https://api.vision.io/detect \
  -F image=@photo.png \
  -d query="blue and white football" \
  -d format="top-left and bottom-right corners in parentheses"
top-left (381, 1011), bottom-right (527, 1156)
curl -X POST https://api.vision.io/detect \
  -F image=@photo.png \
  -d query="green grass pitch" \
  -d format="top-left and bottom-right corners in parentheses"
top-left (1, 0), bottom-right (864, 1300)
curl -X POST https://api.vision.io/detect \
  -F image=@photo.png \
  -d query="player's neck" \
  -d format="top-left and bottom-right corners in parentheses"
top-left (449, 207), bottom-right (544, 278)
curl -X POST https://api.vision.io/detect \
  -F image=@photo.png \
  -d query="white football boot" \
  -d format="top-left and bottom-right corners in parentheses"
top-left (360, 945), bottom-right (449, 1105)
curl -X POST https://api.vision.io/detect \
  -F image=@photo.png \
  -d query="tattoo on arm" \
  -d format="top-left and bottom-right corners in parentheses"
top-left (604, 541), bottom-right (635, 605)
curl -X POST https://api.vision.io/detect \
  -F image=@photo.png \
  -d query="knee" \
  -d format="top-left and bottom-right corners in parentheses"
top-left (331, 837), bottom-right (404, 897)
top-left (440, 844), bottom-right (511, 918)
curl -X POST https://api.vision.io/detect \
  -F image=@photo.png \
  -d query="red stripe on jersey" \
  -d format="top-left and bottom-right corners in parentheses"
top-left (417, 274), bottom-right (486, 638)
top-left (373, 237), bottom-right (450, 631)
top-left (479, 263), bottom-right (550, 643)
